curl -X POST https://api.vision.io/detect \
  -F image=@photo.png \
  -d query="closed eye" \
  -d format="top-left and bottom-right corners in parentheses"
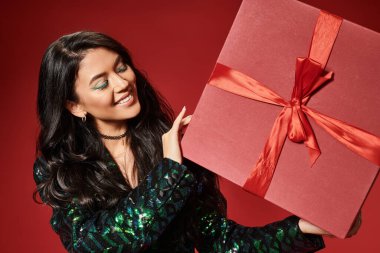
top-left (94, 80), bottom-right (109, 90)
top-left (116, 64), bottom-right (128, 73)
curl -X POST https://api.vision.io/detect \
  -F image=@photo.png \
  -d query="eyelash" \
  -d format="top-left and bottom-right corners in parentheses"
top-left (117, 64), bottom-right (128, 73)
top-left (94, 64), bottom-right (128, 90)
top-left (96, 80), bottom-right (109, 90)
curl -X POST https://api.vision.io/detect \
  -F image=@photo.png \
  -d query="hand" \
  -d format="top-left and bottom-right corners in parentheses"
top-left (298, 218), bottom-right (333, 237)
top-left (298, 210), bottom-right (362, 238)
top-left (162, 106), bottom-right (192, 164)
top-left (346, 210), bottom-right (362, 238)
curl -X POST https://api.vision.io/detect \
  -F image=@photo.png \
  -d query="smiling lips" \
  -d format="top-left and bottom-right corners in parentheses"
top-left (115, 88), bottom-right (134, 105)
top-left (116, 94), bottom-right (133, 105)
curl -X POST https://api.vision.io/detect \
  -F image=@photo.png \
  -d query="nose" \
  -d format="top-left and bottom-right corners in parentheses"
top-left (111, 73), bottom-right (129, 92)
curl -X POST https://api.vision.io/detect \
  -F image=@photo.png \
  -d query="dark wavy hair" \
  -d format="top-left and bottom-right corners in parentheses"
top-left (33, 31), bottom-right (226, 245)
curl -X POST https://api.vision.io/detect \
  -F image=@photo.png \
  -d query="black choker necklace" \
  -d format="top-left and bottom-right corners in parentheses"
top-left (99, 130), bottom-right (128, 140)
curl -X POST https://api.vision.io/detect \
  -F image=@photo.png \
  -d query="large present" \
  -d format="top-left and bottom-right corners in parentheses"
top-left (181, 0), bottom-right (380, 238)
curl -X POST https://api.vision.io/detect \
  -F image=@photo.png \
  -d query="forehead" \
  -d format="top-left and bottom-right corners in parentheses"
top-left (76, 47), bottom-right (119, 83)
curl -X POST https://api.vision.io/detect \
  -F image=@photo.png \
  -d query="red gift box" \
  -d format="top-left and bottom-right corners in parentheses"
top-left (181, 0), bottom-right (380, 238)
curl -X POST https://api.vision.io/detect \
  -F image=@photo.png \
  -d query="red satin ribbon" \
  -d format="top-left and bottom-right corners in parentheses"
top-left (207, 11), bottom-right (380, 197)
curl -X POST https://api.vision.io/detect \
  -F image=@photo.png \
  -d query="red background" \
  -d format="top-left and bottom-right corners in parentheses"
top-left (0, 0), bottom-right (378, 252)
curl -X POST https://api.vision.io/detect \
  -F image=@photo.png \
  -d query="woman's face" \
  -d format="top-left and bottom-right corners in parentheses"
top-left (68, 47), bottom-right (141, 128)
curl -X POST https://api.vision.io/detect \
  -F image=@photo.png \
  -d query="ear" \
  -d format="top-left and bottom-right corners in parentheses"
top-left (65, 100), bottom-right (87, 118)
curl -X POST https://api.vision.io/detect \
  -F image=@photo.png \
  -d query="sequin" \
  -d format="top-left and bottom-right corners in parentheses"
top-left (33, 153), bottom-right (325, 252)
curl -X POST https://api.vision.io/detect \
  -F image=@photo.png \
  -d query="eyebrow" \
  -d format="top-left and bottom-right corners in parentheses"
top-left (88, 55), bottom-right (122, 86)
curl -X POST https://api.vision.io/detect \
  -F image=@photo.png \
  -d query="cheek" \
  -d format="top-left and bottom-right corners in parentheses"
top-left (132, 72), bottom-right (137, 82)
top-left (87, 93), bottom-right (113, 108)
top-left (77, 87), bottom-right (114, 110)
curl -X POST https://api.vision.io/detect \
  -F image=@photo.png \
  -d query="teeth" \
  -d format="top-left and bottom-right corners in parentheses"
top-left (117, 94), bottom-right (132, 104)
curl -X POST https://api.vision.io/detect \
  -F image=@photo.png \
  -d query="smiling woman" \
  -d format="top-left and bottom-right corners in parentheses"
top-left (33, 31), bottom-right (328, 252)
top-left (65, 48), bottom-right (141, 137)
top-left (64, 47), bottom-right (143, 188)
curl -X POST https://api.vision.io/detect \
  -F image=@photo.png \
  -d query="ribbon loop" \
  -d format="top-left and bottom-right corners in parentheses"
top-left (294, 57), bottom-right (325, 100)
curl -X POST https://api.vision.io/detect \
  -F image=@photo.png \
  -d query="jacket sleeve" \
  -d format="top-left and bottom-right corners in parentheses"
top-left (195, 209), bottom-right (325, 253)
top-left (33, 157), bottom-right (196, 253)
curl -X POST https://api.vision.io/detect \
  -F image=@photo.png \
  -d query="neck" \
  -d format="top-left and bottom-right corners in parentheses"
top-left (95, 119), bottom-right (129, 154)
top-left (103, 136), bottom-right (129, 157)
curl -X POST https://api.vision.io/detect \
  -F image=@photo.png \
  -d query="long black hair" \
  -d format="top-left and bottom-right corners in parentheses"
top-left (33, 31), bottom-right (226, 245)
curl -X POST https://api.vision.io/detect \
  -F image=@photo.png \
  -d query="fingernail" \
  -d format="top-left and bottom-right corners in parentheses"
top-left (183, 106), bottom-right (186, 110)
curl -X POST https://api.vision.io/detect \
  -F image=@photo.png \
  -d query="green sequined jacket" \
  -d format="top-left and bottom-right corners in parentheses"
top-left (33, 152), bottom-right (325, 253)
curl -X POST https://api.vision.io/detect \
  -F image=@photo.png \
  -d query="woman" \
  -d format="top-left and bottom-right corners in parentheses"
top-left (33, 31), bottom-right (361, 252)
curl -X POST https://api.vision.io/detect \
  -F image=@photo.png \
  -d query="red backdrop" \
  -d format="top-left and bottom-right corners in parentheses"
top-left (0, 0), bottom-right (378, 252)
